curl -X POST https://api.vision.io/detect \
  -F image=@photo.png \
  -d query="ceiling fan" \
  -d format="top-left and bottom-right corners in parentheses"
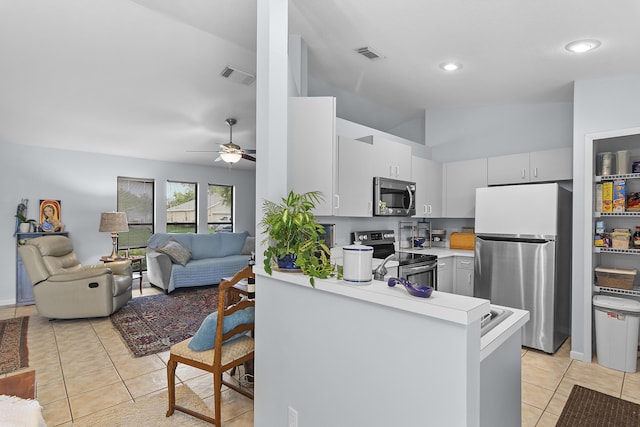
top-left (188, 118), bottom-right (256, 164)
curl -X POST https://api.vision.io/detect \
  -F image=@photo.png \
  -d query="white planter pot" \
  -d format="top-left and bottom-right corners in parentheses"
top-left (18, 223), bottom-right (31, 233)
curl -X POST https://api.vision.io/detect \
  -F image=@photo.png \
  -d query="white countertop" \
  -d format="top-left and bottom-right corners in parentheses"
top-left (399, 247), bottom-right (474, 258)
top-left (257, 266), bottom-right (489, 326)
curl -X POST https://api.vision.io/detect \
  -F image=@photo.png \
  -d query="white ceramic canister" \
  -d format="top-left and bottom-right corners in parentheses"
top-left (342, 242), bottom-right (373, 285)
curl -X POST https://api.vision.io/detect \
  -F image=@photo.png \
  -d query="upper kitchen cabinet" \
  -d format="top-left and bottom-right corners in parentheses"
top-left (411, 156), bottom-right (442, 217)
top-left (288, 96), bottom-right (337, 216)
top-left (443, 158), bottom-right (488, 217)
top-left (487, 147), bottom-right (572, 185)
top-left (337, 136), bottom-right (373, 217)
top-left (358, 135), bottom-right (412, 180)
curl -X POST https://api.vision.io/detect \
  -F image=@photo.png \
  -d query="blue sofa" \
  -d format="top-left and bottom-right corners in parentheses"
top-left (146, 232), bottom-right (254, 294)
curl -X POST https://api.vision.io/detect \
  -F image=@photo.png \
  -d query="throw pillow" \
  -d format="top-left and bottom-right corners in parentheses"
top-left (240, 236), bottom-right (255, 255)
top-left (156, 238), bottom-right (191, 266)
top-left (188, 307), bottom-right (255, 351)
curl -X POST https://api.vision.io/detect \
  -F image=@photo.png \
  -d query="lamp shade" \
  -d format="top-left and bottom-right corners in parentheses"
top-left (220, 152), bottom-right (242, 164)
top-left (99, 212), bottom-right (129, 233)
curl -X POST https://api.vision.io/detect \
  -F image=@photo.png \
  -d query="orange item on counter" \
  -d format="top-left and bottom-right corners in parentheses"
top-left (449, 232), bottom-right (475, 250)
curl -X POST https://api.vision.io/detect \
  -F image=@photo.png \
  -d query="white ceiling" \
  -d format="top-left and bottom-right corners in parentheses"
top-left (1, 0), bottom-right (639, 169)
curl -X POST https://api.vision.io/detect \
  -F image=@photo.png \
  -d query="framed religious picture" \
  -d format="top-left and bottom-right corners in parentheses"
top-left (39, 200), bottom-right (65, 232)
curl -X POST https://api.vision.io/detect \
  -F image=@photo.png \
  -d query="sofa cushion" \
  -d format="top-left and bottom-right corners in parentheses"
top-left (188, 307), bottom-right (255, 351)
top-left (190, 233), bottom-right (223, 260)
top-left (156, 239), bottom-right (191, 266)
top-left (219, 231), bottom-right (249, 257)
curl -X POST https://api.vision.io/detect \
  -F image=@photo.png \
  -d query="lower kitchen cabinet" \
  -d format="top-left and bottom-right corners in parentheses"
top-left (437, 257), bottom-right (453, 293)
top-left (454, 256), bottom-right (474, 297)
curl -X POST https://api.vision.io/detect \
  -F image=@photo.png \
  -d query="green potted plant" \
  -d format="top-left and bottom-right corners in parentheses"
top-left (260, 190), bottom-right (333, 286)
top-left (15, 214), bottom-right (36, 233)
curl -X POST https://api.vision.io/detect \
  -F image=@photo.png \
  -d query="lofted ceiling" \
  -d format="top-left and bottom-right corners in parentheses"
top-left (1, 0), bottom-right (639, 170)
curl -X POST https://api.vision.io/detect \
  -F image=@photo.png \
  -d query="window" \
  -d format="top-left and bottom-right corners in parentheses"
top-left (208, 184), bottom-right (233, 233)
top-left (117, 177), bottom-right (154, 259)
top-left (166, 181), bottom-right (197, 233)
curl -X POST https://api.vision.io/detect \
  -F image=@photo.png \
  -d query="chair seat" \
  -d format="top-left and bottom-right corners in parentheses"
top-left (171, 335), bottom-right (254, 367)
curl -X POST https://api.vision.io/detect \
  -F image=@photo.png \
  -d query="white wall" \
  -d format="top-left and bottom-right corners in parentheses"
top-left (1, 142), bottom-right (255, 306)
top-left (571, 75), bottom-right (640, 362)
top-left (428, 102), bottom-right (573, 162)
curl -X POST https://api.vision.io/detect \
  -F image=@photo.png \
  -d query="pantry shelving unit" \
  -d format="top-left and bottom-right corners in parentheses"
top-left (592, 149), bottom-right (640, 298)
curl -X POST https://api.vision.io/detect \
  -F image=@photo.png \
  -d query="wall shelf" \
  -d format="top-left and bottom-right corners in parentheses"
top-left (595, 173), bottom-right (640, 182)
top-left (593, 285), bottom-right (640, 297)
top-left (594, 247), bottom-right (640, 255)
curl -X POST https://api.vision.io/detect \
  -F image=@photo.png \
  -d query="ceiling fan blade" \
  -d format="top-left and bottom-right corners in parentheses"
top-left (243, 148), bottom-right (257, 154)
top-left (242, 153), bottom-right (256, 162)
top-left (186, 150), bottom-right (217, 153)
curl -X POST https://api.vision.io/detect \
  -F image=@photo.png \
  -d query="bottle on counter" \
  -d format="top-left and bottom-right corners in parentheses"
top-left (633, 226), bottom-right (640, 249)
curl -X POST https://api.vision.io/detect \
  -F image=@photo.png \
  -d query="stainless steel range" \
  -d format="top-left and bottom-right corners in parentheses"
top-left (351, 230), bottom-right (438, 289)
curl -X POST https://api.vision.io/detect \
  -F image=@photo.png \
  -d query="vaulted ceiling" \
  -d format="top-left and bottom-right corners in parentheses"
top-left (1, 0), bottom-right (639, 169)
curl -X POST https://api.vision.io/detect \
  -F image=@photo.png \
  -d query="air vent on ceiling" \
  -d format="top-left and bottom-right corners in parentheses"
top-left (220, 65), bottom-right (256, 86)
top-left (355, 46), bottom-right (383, 61)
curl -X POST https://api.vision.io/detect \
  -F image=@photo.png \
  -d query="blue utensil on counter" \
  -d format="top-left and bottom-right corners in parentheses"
top-left (387, 277), bottom-right (433, 298)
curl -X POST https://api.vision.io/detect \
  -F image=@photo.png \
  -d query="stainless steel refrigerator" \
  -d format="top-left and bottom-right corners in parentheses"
top-left (474, 183), bottom-right (572, 353)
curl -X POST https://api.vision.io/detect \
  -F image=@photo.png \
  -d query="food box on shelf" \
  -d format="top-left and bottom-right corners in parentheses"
top-left (594, 220), bottom-right (605, 247)
top-left (602, 181), bottom-right (613, 212)
top-left (595, 183), bottom-right (603, 212)
top-left (628, 192), bottom-right (640, 211)
top-left (613, 179), bottom-right (626, 212)
top-left (611, 229), bottom-right (631, 249)
top-left (595, 266), bottom-right (637, 290)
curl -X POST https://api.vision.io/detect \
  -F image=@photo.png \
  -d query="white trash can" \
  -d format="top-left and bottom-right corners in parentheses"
top-left (593, 295), bottom-right (640, 372)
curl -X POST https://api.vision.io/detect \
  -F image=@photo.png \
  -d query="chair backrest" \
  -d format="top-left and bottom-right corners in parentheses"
top-left (214, 266), bottom-right (255, 365)
top-left (18, 236), bottom-right (82, 284)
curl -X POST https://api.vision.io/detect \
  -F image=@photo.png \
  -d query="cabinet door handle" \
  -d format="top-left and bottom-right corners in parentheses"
top-left (389, 165), bottom-right (394, 177)
top-left (427, 204), bottom-right (432, 215)
top-left (368, 201), bottom-right (372, 214)
top-left (460, 261), bottom-right (471, 266)
top-left (521, 168), bottom-right (526, 179)
top-left (395, 166), bottom-right (400, 177)
top-left (334, 194), bottom-right (340, 209)
top-left (534, 167), bottom-right (538, 178)
top-left (467, 273), bottom-right (472, 284)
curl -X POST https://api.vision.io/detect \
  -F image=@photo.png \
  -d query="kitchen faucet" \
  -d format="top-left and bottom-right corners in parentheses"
top-left (373, 253), bottom-right (397, 281)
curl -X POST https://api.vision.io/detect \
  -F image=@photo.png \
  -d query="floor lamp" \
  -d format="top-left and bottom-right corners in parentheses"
top-left (99, 212), bottom-right (129, 260)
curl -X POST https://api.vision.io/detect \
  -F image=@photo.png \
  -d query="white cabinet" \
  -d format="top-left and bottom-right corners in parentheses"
top-left (359, 135), bottom-right (412, 180)
top-left (454, 257), bottom-right (474, 297)
top-left (437, 257), bottom-right (453, 293)
top-left (288, 96), bottom-right (337, 216)
top-left (336, 136), bottom-right (373, 217)
top-left (530, 147), bottom-right (573, 182)
top-left (488, 147), bottom-right (572, 185)
top-left (443, 158), bottom-right (488, 217)
top-left (487, 152), bottom-right (530, 185)
top-left (411, 156), bottom-right (443, 217)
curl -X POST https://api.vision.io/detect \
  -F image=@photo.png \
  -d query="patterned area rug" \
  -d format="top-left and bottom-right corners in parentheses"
top-left (556, 385), bottom-right (640, 426)
top-left (0, 317), bottom-right (29, 375)
top-left (111, 286), bottom-right (219, 357)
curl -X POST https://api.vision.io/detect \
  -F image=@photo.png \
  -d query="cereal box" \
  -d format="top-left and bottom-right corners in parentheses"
top-left (613, 179), bottom-right (626, 212)
top-left (602, 181), bottom-right (613, 213)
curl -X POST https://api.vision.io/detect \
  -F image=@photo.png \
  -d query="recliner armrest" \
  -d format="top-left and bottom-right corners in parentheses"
top-left (47, 267), bottom-right (111, 282)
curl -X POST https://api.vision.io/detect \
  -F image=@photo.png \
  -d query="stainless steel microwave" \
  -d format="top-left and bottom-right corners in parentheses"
top-left (373, 177), bottom-right (416, 216)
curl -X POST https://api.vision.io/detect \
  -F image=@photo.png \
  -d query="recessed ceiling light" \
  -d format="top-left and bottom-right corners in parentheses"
top-left (565, 39), bottom-right (601, 53)
top-left (440, 62), bottom-right (463, 72)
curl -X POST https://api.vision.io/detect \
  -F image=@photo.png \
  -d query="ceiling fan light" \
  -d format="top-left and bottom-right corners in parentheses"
top-left (565, 39), bottom-right (601, 53)
top-left (220, 152), bottom-right (242, 164)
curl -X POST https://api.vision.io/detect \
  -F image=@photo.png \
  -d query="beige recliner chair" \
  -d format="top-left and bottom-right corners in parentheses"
top-left (18, 235), bottom-right (132, 319)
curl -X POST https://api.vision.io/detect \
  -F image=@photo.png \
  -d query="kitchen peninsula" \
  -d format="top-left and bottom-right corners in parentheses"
top-left (253, 268), bottom-right (528, 427)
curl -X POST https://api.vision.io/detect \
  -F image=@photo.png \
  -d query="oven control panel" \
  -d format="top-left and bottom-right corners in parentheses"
top-left (351, 230), bottom-right (395, 245)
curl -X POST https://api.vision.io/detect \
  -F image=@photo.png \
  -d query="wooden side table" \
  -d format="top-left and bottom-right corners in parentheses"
top-left (101, 255), bottom-right (144, 294)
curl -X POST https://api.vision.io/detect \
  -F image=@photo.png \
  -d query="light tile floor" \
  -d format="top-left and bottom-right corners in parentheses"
top-left (2, 280), bottom-right (639, 426)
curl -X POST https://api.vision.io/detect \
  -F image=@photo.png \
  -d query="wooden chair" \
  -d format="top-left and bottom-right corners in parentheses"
top-left (166, 266), bottom-right (255, 425)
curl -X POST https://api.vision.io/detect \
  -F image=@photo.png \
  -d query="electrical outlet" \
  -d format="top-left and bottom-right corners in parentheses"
top-left (288, 406), bottom-right (298, 427)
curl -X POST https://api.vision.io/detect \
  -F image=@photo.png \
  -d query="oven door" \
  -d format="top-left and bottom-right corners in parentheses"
top-left (399, 259), bottom-right (438, 290)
